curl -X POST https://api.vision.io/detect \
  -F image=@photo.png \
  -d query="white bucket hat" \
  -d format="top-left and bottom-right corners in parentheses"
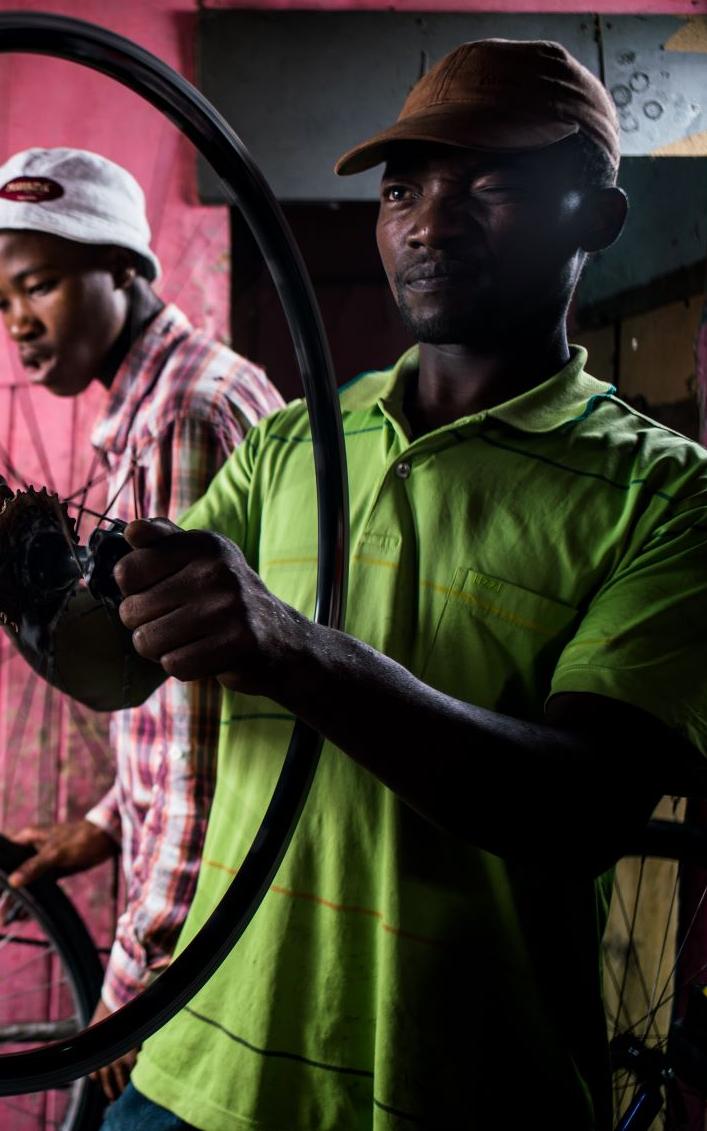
top-left (0, 147), bottom-right (161, 281)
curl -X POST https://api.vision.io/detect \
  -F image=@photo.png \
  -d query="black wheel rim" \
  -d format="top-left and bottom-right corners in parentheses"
top-left (0, 10), bottom-right (349, 1093)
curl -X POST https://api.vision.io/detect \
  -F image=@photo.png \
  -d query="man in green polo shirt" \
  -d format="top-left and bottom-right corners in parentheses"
top-left (101, 39), bottom-right (707, 1131)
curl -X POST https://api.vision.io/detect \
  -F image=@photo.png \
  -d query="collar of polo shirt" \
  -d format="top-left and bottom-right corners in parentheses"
top-left (342, 346), bottom-right (616, 435)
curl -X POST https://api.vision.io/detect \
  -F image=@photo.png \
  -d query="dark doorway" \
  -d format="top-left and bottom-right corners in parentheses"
top-left (230, 203), bottom-right (413, 402)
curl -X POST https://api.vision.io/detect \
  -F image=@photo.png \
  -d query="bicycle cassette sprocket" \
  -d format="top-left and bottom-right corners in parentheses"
top-left (0, 487), bottom-right (165, 710)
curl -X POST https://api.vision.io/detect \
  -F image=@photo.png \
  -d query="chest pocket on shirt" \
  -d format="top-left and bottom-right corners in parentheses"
top-left (420, 568), bottom-right (580, 719)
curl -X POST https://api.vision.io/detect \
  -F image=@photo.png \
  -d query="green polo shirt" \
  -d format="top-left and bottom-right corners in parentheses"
top-left (133, 346), bottom-right (707, 1130)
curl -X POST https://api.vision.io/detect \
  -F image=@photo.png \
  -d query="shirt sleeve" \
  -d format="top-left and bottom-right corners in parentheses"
top-left (100, 676), bottom-right (220, 1009)
top-left (99, 410), bottom-right (245, 1008)
top-left (178, 406), bottom-right (271, 545)
top-left (550, 488), bottom-right (707, 757)
top-left (85, 781), bottom-right (122, 845)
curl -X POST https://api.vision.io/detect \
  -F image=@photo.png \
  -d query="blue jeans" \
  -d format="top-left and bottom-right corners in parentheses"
top-left (100, 1081), bottom-right (197, 1130)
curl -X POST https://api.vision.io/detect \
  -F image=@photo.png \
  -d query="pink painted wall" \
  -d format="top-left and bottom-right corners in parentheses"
top-left (205, 1), bottom-right (707, 12)
top-left (0, 0), bottom-right (230, 967)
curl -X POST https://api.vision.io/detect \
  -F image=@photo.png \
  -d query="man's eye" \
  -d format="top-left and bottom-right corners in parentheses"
top-left (382, 185), bottom-right (412, 203)
top-left (473, 183), bottom-right (531, 201)
top-left (27, 280), bottom-right (56, 297)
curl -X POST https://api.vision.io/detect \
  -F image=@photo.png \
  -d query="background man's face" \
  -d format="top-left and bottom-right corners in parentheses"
top-left (0, 230), bottom-right (129, 397)
top-left (375, 142), bottom-right (586, 348)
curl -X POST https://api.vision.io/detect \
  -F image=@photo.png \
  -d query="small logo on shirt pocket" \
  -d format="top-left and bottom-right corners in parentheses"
top-left (469, 571), bottom-right (503, 595)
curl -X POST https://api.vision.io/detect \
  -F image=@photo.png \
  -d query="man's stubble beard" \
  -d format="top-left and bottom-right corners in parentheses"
top-left (394, 275), bottom-right (572, 349)
top-left (395, 282), bottom-right (508, 348)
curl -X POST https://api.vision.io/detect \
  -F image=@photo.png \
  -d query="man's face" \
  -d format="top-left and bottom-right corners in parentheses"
top-left (0, 230), bottom-right (129, 396)
top-left (376, 143), bottom-right (586, 348)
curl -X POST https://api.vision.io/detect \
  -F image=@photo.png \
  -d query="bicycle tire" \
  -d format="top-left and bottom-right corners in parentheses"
top-left (606, 814), bottom-right (707, 1131)
top-left (0, 833), bottom-right (105, 1130)
top-left (0, 11), bottom-right (348, 1094)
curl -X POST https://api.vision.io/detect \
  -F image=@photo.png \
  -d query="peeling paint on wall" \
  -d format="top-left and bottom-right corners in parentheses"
top-left (664, 15), bottom-right (707, 53)
top-left (651, 127), bottom-right (707, 155)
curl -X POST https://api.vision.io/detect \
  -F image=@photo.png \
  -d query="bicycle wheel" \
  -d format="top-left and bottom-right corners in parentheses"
top-left (604, 802), bottom-right (707, 1131)
top-left (0, 11), bottom-right (347, 1094)
top-left (0, 834), bottom-right (104, 1131)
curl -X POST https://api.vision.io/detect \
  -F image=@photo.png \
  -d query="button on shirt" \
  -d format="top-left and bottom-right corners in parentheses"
top-left (85, 303), bottom-right (283, 1009)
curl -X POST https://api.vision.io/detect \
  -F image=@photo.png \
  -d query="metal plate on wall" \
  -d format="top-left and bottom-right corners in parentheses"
top-left (577, 156), bottom-right (706, 310)
top-left (198, 10), bottom-right (706, 304)
top-left (197, 10), bottom-right (597, 203)
top-left (602, 16), bottom-right (706, 156)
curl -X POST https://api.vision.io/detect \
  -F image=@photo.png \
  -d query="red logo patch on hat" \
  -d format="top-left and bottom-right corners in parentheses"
top-left (0, 177), bottom-right (64, 203)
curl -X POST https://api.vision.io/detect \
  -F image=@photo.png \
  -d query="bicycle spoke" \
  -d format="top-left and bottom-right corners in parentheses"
top-left (0, 930), bottom-right (30, 957)
top-left (98, 464), bottom-right (136, 524)
top-left (0, 943), bottom-right (58, 986)
top-left (17, 385), bottom-right (57, 495)
top-left (651, 880), bottom-right (707, 1029)
top-left (0, 1018), bottom-right (78, 1042)
top-left (73, 448), bottom-right (103, 538)
top-left (0, 1094), bottom-right (45, 1117)
top-left (63, 460), bottom-right (113, 504)
top-left (0, 978), bottom-right (72, 1004)
top-left (66, 699), bottom-right (113, 776)
top-left (640, 861), bottom-right (682, 1046)
top-left (37, 677), bottom-right (59, 818)
top-left (0, 928), bottom-right (50, 950)
top-left (0, 435), bottom-right (29, 490)
top-left (609, 857), bottom-right (660, 1041)
top-left (618, 956), bottom-right (707, 1040)
top-left (1, 668), bottom-right (40, 826)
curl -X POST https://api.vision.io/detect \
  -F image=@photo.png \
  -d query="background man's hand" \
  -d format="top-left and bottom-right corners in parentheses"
top-left (88, 998), bottom-right (138, 1101)
top-left (5, 818), bottom-right (118, 888)
top-left (117, 518), bottom-right (307, 698)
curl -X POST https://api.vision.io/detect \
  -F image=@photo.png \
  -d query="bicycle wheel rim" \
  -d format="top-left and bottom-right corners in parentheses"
top-left (0, 11), bottom-right (349, 1093)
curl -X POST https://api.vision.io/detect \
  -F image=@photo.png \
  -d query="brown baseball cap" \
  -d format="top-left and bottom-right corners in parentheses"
top-left (335, 38), bottom-right (619, 176)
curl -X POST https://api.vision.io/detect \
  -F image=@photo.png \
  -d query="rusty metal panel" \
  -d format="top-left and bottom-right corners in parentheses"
top-left (602, 15), bottom-right (707, 156)
top-left (203, 1), bottom-right (707, 14)
top-left (197, 9), bottom-right (599, 203)
top-left (198, 11), bottom-right (707, 200)
top-left (577, 156), bottom-right (707, 310)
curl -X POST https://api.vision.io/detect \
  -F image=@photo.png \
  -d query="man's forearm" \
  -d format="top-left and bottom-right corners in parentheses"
top-left (115, 522), bottom-right (665, 869)
top-left (267, 616), bottom-right (656, 867)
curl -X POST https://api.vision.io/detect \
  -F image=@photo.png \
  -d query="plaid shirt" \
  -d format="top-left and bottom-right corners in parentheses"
top-left (86, 304), bottom-right (283, 1010)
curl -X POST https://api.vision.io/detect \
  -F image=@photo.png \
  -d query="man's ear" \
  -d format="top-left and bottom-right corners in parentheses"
top-left (577, 186), bottom-right (628, 254)
top-left (106, 247), bottom-right (138, 291)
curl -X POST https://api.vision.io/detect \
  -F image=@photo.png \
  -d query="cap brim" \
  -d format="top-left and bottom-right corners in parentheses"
top-left (0, 208), bottom-right (161, 281)
top-left (334, 104), bottom-right (579, 176)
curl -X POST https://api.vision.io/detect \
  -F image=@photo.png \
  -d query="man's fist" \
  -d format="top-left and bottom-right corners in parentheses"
top-left (116, 518), bottom-right (306, 698)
